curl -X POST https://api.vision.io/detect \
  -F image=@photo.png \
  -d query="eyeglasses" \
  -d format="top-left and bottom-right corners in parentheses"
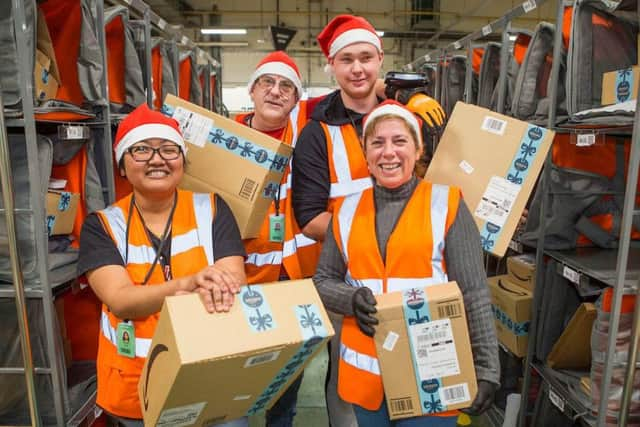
top-left (255, 75), bottom-right (296, 96)
top-left (127, 144), bottom-right (182, 162)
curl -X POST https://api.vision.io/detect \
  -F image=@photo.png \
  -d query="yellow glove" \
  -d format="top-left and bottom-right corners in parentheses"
top-left (405, 93), bottom-right (446, 128)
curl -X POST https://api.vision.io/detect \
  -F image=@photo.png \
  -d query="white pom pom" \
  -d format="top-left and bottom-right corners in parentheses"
top-left (324, 63), bottom-right (333, 75)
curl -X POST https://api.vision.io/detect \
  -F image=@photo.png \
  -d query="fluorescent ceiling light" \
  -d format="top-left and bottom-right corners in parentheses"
top-left (201, 28), bottom-right (247, 35)
top-left (376, 31), bottom-right (385, 37)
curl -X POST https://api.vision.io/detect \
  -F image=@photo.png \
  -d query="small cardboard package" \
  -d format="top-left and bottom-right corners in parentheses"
top-left (487, 275), bottom-right (532, 357)
top-left (506, 253), bottom-right (536, 292)
top-left (547, 303), bottom-right (596, 369)
top-left (373, 282), bottom-right (477, 420)
top-left (162, 94), bottom-right (293, 238)
top-left (139, 279), bottom-right (333, 426)
top-left (34, 8), bottom-right (60, 102)
top-left (424, 103), bottom-right (554, 257)
top-left (601, 66), bottom-right (640, 105)
top-left (45, 191), bottom-right (79, 236)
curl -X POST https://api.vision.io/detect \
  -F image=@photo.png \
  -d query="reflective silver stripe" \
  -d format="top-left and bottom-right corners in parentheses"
top-left (294, 233), bottom-right (317, 248)
top-left (245, 250), bottom-right (282, 267)
top-left (344, 275), bottom-right (383, 295)
top-left (338, 192), bottom-right (363, 264)
top-left (329, 177), bottom-right (373, 199)
top-left (192, 193), bottom-right (214, 264)
top-left (125, 243), bottom-right (157, 265)
top-left (282, 233), bottom-right (317, 258)
top-left (101, 205), bottom-right (128, 261)
top-left (100, 312), bottom-right (151, 358)
top-left (387, 277), bottom-right (447, 293)
top-left (340, 343), bottom-right (380, 375)
top-left (328, 125), bottom-right (352, 183)
top-left (430, 184), bottom-right (450, 283)
top-left (289, 104), bottom-right (301, 144)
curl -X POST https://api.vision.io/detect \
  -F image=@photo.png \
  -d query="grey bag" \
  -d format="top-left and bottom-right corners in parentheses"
top-left (490, 31), bottom-right (532, 114)
top-left (440, 56), bottom-right (466, 117)
top-left (566, 0), bottom-right (638, 116)
top-left (0, 134), bottom-right (52, 283)
top-left (477, 42), bottom-right (501, 108)
top-left (0, 0), bottom-right (36, 112)
top-left (104, 6), bottom-right (145, 113)
top-left (511, 22), bottom-right (568, 122)
top-left (158, 39), bottom-right (178, 100)
top-left (179, 49), bottom-right (203, 106)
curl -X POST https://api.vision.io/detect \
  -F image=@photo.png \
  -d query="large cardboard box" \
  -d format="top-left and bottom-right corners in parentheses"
top-left (162, 94), bottom-right (293, 238)
top-left (487, 275), bottom-right (532, 357)
top-left (547, 303), bottom-right (596, 369)
top-left (139, 279), bottom-right (333, 426)
top-left (601, 66), bottom-right (640, 105)
top-left (45, 191), bottom-right (79, 236)
top-left (34, 8), bottom-right (60, 102)
top-left (424, 103), bottom-right (554, 257)
top-left (506, 253), bottom-right (536, 292)
top-left (373, 282), bottom-right (477, 420)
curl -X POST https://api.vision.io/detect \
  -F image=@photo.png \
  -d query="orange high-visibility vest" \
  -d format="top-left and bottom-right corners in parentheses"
top-left (333, 181), bottom-right (461, 414)
top-left (321, 123), bottom-right (372, 215)
top-left (95, 189), bottom-right (215, 419)
top-left (238, 101), bottom-right (322, 283)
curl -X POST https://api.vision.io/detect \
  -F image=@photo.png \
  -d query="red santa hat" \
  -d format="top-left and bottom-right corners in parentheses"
top-left (317, 15), bottom-right (382, 59)
top-left (113, 103), bottom-right (185, 163)
top-left (247, 51), bottom-right (303, 96)
top-left (363, 100), bottom-right (423, 148)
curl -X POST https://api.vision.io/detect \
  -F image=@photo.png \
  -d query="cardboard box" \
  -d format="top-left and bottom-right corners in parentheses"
top-left (547, 303), bottom-right (596, 369)
top-left (373, 282), bottom-right (477, 420)
top-left (162, 94), bottom-right (292, 238)
top-left (139, 279), bottom-right (333, 426)
top-left (487, 275), bottom-right (532, 357)
top-left (601, 66), bottom-right (640, 105)
top-left (506, 253), bottom-right (536, 292)
top-left (34, 8), bottom-right (60, 102)
top-left (46, 191), bottom-right (79, 236)
top-left (424, 103), bottom-right (554, 257)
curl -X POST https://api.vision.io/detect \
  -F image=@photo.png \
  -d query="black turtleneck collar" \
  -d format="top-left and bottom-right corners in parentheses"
top-left (373, 176), bottom-right (419, 202)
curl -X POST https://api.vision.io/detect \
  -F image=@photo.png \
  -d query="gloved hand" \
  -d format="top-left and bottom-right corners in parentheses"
top-left (351, 287), bottom-right (378, 337)
top-left (461, 380), bottom-right (498, 416)
top-left (404, 92), bottom-right (446, 128)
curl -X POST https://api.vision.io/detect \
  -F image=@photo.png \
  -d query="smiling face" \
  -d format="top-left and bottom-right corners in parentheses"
top-left (120, 138), bottom-right (185, 197)
top-left (249, 74), bottom-right (298, 128)
top-left (329, 42), bottom-right (383, 101)
top-left (364, 117), bottom-right (421, 189)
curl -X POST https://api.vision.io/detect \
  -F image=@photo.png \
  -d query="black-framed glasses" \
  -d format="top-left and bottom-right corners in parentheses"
top-left (256, 75), bottom-right (296, 96)
top-left (127, 144), bottom-right (182, 162)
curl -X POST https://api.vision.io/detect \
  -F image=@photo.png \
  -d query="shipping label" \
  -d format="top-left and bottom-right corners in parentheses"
top-left (475, 176), bottom-right (521, 228)
top-left (157, 402), bottom-right (206, 427)
top-left (439, 383), bottom-right (470, 406)
top-left (171, 106), bottom-right (213, 148)
top-left (409, 318), bottom-right (461, 379)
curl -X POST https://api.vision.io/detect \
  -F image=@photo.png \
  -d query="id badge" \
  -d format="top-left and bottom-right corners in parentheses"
top-left (269, 214), bottom-right (285, 243)
top-left (116, 321), bottom-right (136, 358)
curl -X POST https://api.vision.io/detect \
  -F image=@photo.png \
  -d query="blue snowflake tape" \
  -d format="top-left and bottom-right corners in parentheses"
top-left (247, 305), bottom-right (328, 415)
top-left (240, 286), bottom-right (276, 333)
top-left (57, 192), bottom-right (72, 212)
top-left (491, 305), bottom-right (530, 337)
top-left (480, 124), bottom-right (547, 251)
top-left (46, 215), bottom-right (56, 236)
top-left (161, 105), bottom-right (290, 173)
top-left (402, 288), bottom-right (446, 414)
top-left (615, 68), bottom-right (634, 103)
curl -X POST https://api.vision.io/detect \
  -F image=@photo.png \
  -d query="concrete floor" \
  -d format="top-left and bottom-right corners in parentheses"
top-left (249, 348), bottom-right (492, 427)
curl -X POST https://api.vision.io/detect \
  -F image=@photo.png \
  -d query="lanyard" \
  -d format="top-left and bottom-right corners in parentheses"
top-left (124, 192), bottom-right (178, 285)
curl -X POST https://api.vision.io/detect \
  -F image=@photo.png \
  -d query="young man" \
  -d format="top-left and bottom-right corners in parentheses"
top-left (235, 51), bottom-right (323, 426)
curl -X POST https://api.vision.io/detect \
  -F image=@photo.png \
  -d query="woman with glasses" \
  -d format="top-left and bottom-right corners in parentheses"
top-left (78, 104), bottom-right (247, 427)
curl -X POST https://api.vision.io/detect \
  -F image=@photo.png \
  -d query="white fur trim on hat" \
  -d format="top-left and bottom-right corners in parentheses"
top-left (363, 104), bottom-right (422, 147)
top-left (247, 62), bottom-right (303, 96)
top-left (329, 28), bottom-right (381, 58)
top-left (115, 123), bottom-right (185, 163)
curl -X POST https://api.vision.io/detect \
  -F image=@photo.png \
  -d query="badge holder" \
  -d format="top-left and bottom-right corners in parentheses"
top-left (269, 188), bottom-right (285, 243)
top-left (117, 321), bottom-right (136, 358)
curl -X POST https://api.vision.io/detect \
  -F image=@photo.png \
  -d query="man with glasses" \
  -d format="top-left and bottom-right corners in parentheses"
top-left (235, 51), bottom-right (325, 427)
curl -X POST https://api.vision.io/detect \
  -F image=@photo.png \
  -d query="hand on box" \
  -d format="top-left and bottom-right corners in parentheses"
top-left (461, 380), bottom-right (498, 415)
top-left (351, 287), bottom-right (378, 337)
top-left (179, 266), bottom-right (241, 313)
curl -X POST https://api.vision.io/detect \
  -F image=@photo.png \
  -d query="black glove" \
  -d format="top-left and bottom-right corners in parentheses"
top-left (351, 287), bottom-right (378, 337)
top-left (461, 380), bottom-right (498, 416)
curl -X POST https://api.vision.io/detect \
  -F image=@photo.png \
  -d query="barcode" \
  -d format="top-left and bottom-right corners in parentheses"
top-left (481, 116), bottom-right (507, 135)
top-left (239, 178), bottom-right (257, 200)
top-left (438, 302), bottom-right (462, 319)
top-left (576, 133), bottom-right (596, 147)
top-left (389, 397), bottom-right (414, 414)
top-left (440, 383), bottom-right (470, 405)
top-left (417, 330), bottom-right (449, 343)
top-left (244, 351), bottom-right (279, 367)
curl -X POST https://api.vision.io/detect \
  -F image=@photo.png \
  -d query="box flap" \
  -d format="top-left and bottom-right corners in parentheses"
top-left (547, 303), bottom-right (596, 369)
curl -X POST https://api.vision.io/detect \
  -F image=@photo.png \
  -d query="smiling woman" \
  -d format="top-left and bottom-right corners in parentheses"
top-left (76, 103), bottom-right (248, 427)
